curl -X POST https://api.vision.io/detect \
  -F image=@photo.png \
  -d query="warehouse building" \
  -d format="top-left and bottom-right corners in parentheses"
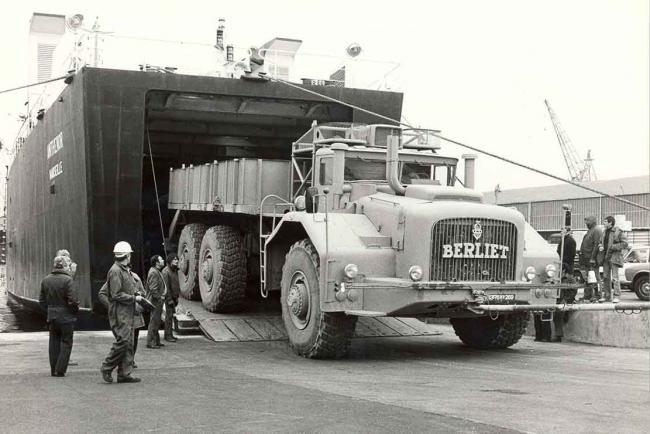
top-left (483, 175), bottom-right (650, 245)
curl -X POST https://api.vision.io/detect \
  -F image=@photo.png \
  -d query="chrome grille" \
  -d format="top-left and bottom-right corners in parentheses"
top-left (430, 218), bottom-right (517, 282)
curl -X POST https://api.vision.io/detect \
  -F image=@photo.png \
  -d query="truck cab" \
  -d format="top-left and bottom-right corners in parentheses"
top-left (263, 123), bottom-right (566, 357)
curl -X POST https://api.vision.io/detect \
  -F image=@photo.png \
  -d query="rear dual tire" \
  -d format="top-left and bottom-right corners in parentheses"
top-left (198, 226), bottom-right (247, 312)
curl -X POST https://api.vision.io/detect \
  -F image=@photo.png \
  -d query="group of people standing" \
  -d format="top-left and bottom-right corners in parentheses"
top-left (534, 214), bottom-right (628, 343)
top-left (38, 242), bottom-right (181, 383)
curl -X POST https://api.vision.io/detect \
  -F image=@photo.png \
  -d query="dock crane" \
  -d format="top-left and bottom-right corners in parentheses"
top-left (544, 99), bottom-right (597, 182)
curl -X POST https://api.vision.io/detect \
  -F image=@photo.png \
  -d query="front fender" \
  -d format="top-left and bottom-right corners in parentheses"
top-left (266, 211), bottom-right (395, 310)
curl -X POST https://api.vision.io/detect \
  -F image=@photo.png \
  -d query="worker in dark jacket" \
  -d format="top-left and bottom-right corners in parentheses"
top-left (100, 241), bottom-right (144, 384)
top-left (599, 216), bottom-right (628, 303)
top-left (579, 216), bottom-right (602, 302)
top-left (162, 254), bottom-right (180, 342)
top-left (39, 256), bottom-right (79, 377)
top-left (552, 227), bottom-right (577, 342)
top-left (146, 255), bottom-right (166, 349)
top-left (557, 227), bottom-right (577, 278)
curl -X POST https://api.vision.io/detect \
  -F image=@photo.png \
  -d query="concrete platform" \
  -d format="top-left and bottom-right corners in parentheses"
top-left (526, 290), bottom-right (650, 348)
top-left (177, 298), bottom-right (442, 343)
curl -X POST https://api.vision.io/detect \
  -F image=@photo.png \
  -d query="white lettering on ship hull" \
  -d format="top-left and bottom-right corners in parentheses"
top-left (47, 132), bottom-right (63, 159)
top-left (442, 242), bottom-right (509, 259)
top-left (49, 161), bottom-right (63, 180)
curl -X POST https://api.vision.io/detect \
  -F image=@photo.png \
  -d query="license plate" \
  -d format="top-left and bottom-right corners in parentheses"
top-left (487, 294), bottom-right (515, 302)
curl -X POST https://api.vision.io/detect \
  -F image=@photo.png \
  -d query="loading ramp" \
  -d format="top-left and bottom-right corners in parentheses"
top-left (176, 298), bottom-right (442, 342)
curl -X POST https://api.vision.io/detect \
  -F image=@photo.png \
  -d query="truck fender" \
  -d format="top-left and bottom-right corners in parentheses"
top-left (264, 213), bottom-right (328, 292)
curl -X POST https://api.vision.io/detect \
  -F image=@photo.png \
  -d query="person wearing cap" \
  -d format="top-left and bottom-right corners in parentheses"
top-left (100, 241), bottom-right (144, 384)
top-left (39, 256), bottom-right (79, 377)
top-left (55, 250), bottom-right (79, 367)
top-left (579, 216), bottom-right (603, 302)
top-left (56, 249), bottom-right (77, 279)
top-left (598, 216), bottom-right (628, 303)
top-left (146, 255), bottom-right (166, 349)
top-left (162, 254), bottom-right (180, 342)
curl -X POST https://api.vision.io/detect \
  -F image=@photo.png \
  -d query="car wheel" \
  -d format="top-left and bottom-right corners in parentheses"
top-left (634, 275), bottom-right (649, 301)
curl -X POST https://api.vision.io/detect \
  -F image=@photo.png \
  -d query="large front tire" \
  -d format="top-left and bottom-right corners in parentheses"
top-left (178, 223), bottom-right (207, 300)
top-left (281, 239), bottom-right (357, 359)
top-left (450, 312), bottom-right (529, 349)
top-left (198, 225), bottom-right (247, 312)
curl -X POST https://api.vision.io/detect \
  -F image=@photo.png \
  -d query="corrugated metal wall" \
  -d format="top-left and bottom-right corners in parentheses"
top-left (508, 194), bottom-right (649, 231)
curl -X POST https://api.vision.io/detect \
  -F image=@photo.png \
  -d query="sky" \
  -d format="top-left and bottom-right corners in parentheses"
top-left (0, 0), bottom-right (648, 200)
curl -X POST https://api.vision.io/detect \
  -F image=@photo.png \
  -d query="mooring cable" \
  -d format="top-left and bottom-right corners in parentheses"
top-left (266, 74), bottom-right (649, 211)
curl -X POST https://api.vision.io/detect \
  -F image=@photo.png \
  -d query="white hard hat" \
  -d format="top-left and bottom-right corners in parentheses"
top-left (113, 241), bottom-right (133, 255)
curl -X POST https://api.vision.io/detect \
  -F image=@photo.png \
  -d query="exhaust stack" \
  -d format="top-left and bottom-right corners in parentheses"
top-left (462, 154), bottom-right (477, 189)
top-left (386, 135), bottom-right (406, 195)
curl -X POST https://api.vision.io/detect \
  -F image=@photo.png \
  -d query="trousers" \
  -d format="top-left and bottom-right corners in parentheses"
top-left (164, 302), bottom-right (175, 339)
top-left (49, 320), bottom-right (74, 375)
top-left (102, 324), bottom-right (134, 379)
top-left (146, 300), bottom-right (163, 346)
top-left (602, 261), bottom-right (621, 300)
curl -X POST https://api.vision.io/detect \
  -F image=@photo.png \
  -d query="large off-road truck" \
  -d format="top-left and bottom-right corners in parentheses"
top-left (168, 123), bottom-right (575, 358)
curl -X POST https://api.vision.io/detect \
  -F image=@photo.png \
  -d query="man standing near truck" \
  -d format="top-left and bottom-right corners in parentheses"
top-left (162, 254), bottom-right (180, 342)
top-left (146, 255), bottom-right (166, 349)
top-left (100, 241), bottom-right (143, 384)
top-left (599, 216), bottom-right (628, 303)
top-left (579, 216), bottom-right (602, 302)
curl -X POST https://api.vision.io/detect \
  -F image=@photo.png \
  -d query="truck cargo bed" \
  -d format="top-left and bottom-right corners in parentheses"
top-left (169, 158), bottom-right (292, 216)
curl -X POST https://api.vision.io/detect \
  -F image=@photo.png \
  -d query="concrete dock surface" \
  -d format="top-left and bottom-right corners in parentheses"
top-left (1, 326), bottom-right (648, 434)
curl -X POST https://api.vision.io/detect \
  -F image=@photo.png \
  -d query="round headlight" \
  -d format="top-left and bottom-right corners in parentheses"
top-left (344, 263), bottom-right (359, 279)
top-left (545, 264), bottom-right (557, 278)
top-left (409, 265), bottom-right (423, 281)
top-left (525, 266), bottom-right (536, 281)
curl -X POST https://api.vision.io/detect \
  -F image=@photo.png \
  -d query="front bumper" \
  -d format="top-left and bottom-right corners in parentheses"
top-left (334, 278), bottom-right (580, 317)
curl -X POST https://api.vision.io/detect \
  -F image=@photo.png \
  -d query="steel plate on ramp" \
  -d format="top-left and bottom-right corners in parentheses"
top-left (178, 297), bottom-right (442, 343)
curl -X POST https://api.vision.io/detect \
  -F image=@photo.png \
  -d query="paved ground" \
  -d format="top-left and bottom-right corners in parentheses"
top-left (1, 326), bottom-right (648, 433)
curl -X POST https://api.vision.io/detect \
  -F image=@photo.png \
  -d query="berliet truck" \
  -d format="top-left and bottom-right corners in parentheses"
top-left (168, 122), bottom-right (576, 358)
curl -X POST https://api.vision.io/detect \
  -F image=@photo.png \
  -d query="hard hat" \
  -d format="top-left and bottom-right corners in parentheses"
top-left (113, 241), bottom-right (133, 255)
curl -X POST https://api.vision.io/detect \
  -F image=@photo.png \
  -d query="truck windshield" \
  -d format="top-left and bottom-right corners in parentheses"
top-left (343, 158), bottom-right (455, 185)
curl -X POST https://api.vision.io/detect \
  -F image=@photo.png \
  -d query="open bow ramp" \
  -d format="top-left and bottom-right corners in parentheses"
top-left (176, 298), bottom-right (441, 342)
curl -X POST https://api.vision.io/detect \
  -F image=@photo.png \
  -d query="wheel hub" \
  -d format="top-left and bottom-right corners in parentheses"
top-left (179, 250), bottom-right (189, 275)
top-left (641, 281), bottom-right (650, 296)
top-left (201, 251), bottom-right (214, 287)
top-left (287, 272), bottom-right (310, 328)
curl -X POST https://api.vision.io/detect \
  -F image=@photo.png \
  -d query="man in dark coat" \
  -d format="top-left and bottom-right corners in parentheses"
top-left (579, 216), bottom-right (603, 302)
top-left (599, 216), bottom-right (628, 303)
top-left (100, 241), bottom-right (144, 384)
top-left (39, 256), bottom-right (79, 377)
top-left (162, 254), bottom-right (180, 342)
top-left (552, 227), bottom-right (577, 342)
top-left (146, 255), bottom-right (166, 349)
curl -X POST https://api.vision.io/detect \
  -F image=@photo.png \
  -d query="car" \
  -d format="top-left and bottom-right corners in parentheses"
top-left (620, 245), bottom-right (649, 301)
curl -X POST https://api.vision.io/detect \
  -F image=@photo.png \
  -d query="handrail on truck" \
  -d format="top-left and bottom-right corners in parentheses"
top-left (259, 194), bottom-right (295, 298)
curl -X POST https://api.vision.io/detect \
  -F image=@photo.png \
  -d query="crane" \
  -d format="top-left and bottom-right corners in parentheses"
top-left (544, 99), bottom-right (597, 182)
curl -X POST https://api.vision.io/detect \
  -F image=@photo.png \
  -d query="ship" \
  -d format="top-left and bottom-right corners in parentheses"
top-left (4, 14), bottom-right (403, 318)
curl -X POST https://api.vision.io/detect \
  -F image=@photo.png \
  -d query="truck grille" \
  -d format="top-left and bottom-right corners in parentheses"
top-left (430, 218), bottom-right (517, 282)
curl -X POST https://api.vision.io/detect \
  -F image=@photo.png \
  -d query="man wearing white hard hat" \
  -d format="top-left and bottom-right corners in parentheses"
top-left (100, 241), bottom-right (145, 384)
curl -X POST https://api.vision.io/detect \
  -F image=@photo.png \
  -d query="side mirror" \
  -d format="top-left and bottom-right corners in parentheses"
top-left (305, 187), bottom-right (318, 214)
